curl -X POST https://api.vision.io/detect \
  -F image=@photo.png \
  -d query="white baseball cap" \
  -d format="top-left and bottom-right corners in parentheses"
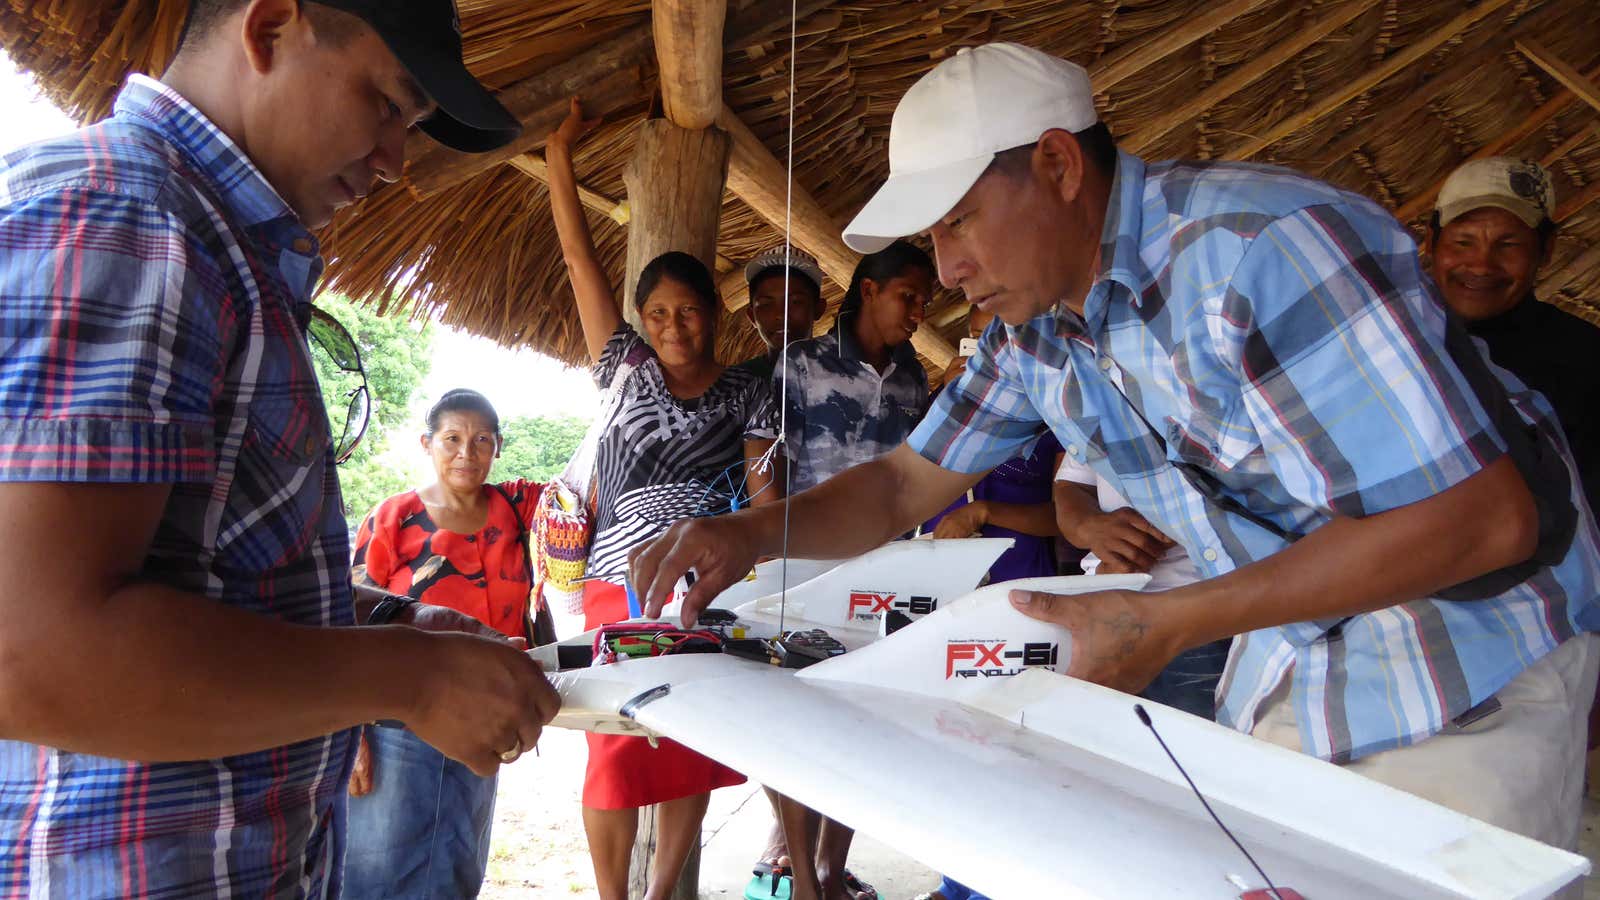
top-left (1435, 157), bottom-right (1556, 229)
top-left (842, 42), bottom-right (1098, 254)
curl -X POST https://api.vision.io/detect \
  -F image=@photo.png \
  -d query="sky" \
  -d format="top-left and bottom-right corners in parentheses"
top-left (0, 52), bottom-right (602, 437)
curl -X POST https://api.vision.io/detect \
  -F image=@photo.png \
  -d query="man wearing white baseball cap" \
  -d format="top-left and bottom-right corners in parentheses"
top-left (632, 41), bottom-right (1600, 856)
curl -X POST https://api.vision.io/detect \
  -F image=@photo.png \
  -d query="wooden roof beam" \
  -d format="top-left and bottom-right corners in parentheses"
top-left (655, 0), bottom-right (727, 130)
top-left (716, 105), bottom-right (956, 367)
top-left (1516, 40), bottom-right (1600, 115)
top-left (1555, 180), bottom-right (1600, 224)
top-left (506, 153), bottom-right (631, 226)
top-left (404, 0), bottom-right (835, 198)
top-left (1224, 0), bottom-right (1520, 162)
top-left (1392, 59), bottom-right (1600, 222)
top-left (506, 154), bottom-right (743, 273)
top-left (1541, 124), bottom-right (1600, 168)
top-left (1310, 1), bottom-right (1570, 175)
top-left (1124, 0), bottom-right (1382, 153)
top-left (1539, 243), bottom-right (1600, 298)
top-left (1089, 0), bottom-right (1275, 91)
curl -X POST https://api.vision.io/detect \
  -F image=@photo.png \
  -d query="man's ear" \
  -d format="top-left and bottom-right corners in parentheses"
top-left (240, 0), bottom-right (305, 75)
top-left (1034, 129), bottom-right (1086, 205)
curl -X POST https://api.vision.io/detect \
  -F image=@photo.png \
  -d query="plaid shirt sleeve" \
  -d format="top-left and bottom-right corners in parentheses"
top-left (908, 326), bottom-right (1047, 474)
top-left (0, 187), bottom-right (236, 484)
top-left (1219, 203), bottom-right (1506, 518)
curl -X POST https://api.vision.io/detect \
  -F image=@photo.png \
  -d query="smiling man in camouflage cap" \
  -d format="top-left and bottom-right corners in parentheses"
top-left (1427, 157), bottom-right (1600, 517)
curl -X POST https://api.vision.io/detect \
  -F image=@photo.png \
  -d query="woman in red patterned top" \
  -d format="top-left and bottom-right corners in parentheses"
top-left (344, 389), bottom-right (545, 899)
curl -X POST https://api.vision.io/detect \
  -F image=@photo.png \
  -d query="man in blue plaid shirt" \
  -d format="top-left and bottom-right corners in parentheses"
top-left (634, 42), bottom-right (1600, 856)
top-left (0, 1), bottom-right (558, 897)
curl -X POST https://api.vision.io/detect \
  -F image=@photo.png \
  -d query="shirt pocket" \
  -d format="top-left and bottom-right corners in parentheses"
top-left (215, 384), bottom-right (334, 576)
top-left (1170, 395), bottom-right (1262, 474)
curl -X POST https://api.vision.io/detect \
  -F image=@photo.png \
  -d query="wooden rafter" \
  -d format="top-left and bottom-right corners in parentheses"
top-left (1516, 39), bottom-right (1600, 115)
top-left (1392, 59), bottom-right (1600, 222)
top-left (1542, 124), bottom-right (1600, 167)
top-left (1556, 180), bottom-right (1600, 224)
top-left (506, 153), bottom-right (630, 225)
top-left (404, 0), bottom-right (833, 198)
top-left (1089, 0), bottom-right (1274, 91)
top-left (1310, 0), bottom-right (1569, 175)
top-left (717, 105), bottom-right (956, 367)
top-left (1124, 0), bottom-right (1382, 153)
top-left (1223, 0), bottom-right (1520, 161)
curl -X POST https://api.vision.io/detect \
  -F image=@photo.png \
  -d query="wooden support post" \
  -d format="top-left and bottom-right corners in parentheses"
top-left (1224, 0), bottom-right (1519, 161)
top-left (621, 120), bottom-right (732, 323)
top-left (656, 0), bottom-right (728, 130)
top-left (1124, 0), bottom-right (1382, 152)
top-left (1392, 59), bottom-right (1600, 223)
top-left (716, 106), bottom-right (956, 367)
top-left (627, 803), bottom-right (699, 900)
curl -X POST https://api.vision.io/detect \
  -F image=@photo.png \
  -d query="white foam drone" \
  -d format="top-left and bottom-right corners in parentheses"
top-left (532, 538), bottom-right (1589, 899)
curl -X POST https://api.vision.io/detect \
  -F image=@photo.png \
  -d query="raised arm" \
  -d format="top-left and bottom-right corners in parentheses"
top-left (545, 97), bottom-right (620, 363)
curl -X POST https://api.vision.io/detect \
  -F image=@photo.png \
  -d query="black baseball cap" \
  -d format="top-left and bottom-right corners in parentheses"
top-left (312, 0), bottom-right (521, 153)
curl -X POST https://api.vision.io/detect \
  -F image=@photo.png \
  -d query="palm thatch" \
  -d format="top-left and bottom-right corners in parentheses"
top-left (3, 0), bottom-right (1598, 368)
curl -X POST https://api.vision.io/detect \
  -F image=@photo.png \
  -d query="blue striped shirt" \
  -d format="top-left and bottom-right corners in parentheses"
top-left (0, 76), bottom-right (352, 897)
top-left (909, 151), bottom-right (1600, 762)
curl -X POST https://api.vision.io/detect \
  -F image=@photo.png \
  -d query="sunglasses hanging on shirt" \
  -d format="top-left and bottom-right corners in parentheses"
top-left (307, 306), bottom-right (372, 465)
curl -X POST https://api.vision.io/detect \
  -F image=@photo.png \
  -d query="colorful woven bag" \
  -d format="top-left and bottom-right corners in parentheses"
top-left (532, 353), bottom-right (635, 615)
top-left (532, 478), bottom-right (589, 614)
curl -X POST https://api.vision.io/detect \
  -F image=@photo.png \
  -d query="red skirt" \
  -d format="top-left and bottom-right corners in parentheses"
top-left (582, 580), bottom-right (746, 809)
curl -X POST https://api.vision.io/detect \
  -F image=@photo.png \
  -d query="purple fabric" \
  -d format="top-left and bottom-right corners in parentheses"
top-left (924, 428), bottom-right (1062, 582)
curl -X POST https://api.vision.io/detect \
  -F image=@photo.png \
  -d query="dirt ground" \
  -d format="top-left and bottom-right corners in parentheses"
top-left (479, 728), bottom-right (1600, 899)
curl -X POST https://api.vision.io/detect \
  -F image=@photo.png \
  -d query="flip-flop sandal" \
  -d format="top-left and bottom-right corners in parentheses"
top-left (745, 863), bottom-right (793, 900)
top-left (841, 869), bottom-right (878, 900)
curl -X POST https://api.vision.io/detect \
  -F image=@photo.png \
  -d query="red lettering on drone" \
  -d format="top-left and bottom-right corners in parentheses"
top-left (849, 592), bottom-right (894, 617)
top-left (946, 642), bottom-right (1007, 678)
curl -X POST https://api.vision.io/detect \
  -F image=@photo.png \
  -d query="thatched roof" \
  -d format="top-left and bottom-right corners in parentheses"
top-left (3, 0), bottom-right (1599, 368)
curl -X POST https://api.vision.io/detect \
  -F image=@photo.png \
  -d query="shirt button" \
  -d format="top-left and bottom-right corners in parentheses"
top-left (292, 237), bottom-right (314, 255)
top-left (1067, 445), bottom-right (1080, 457)
top-left (1099, 356), bottom-right (1115, 371)
top-left (1202, 548), bottom-right (1218, 562)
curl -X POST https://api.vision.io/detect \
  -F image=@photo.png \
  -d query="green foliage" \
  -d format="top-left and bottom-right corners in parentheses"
top-left (495, 414), bottom-right (591, 483)
top-left (309, 293), bottom-right (432, 523)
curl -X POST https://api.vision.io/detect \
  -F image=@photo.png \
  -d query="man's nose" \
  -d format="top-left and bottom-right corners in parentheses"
top-left (368, 125), bottom-right (406, 186)
top-left (931, 231), bottom-right (967, 290)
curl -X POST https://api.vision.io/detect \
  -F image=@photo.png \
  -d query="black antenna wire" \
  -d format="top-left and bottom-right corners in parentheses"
top-left (1133, 704), bottom-right (1285, 900)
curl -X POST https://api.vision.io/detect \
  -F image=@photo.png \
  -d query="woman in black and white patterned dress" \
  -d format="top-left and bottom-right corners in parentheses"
top-left (547, 97), bottom-right (782, 900)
